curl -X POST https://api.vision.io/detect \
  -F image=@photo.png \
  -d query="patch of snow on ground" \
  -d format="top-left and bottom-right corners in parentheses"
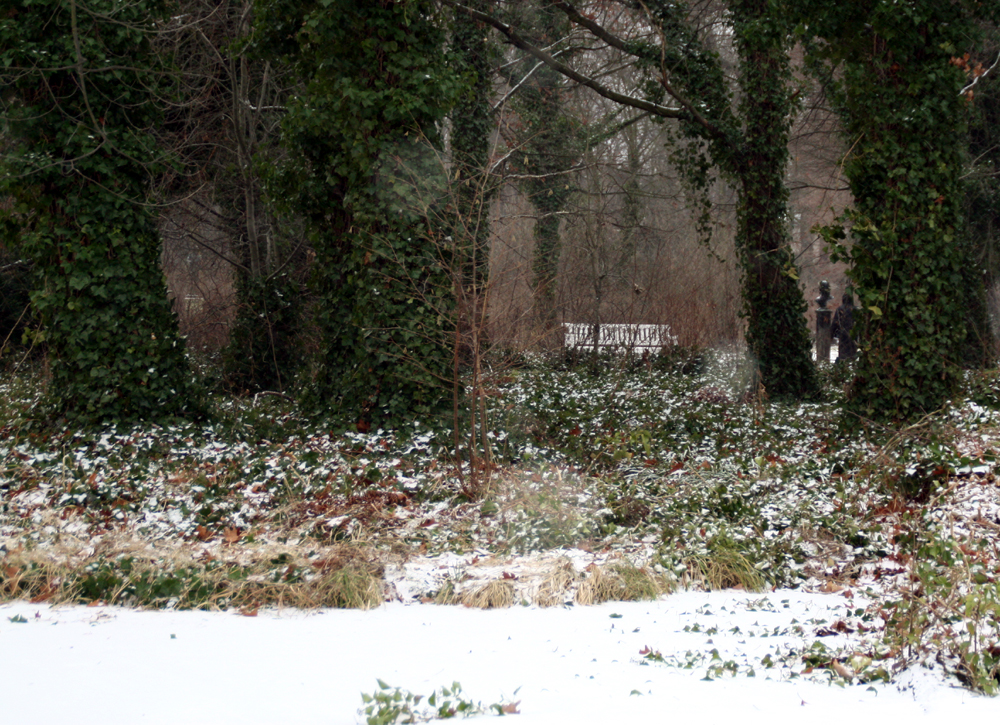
top-left (2, 591), bottom-right (994, 725)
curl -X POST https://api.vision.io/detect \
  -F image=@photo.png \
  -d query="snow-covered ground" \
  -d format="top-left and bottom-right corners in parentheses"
top-left (3, 590), bottom-right (994, 725)
top-left (5, 362), bottom-right (1000, 722)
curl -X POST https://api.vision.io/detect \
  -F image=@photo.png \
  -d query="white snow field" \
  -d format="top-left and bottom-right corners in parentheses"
top-left (2, 589), bottom-right (995, 725)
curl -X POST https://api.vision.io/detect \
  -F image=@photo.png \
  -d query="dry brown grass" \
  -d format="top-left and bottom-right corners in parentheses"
top-left (686, 551), bottom-right (766, 592)
top-left (0, 537), bottom-right (384, 610)
top-left (461, 579), bottom-right (516, 609)
top-left (575, 562), bottom-right (669, 605)
top-left (0, 553), bottom-right (66, 604)
top-left (534, 559), bottom-right (577, 607)
top-left (432, 579), bottom-right (460, 605)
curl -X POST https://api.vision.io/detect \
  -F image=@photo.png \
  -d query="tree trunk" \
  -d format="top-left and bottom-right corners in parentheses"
top-left (729, 0), bottom-right (816, 398)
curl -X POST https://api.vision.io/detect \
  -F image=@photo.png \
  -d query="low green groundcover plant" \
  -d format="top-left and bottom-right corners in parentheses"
top-left (3, 348), bottom-right (1000, 692)
top-left (359, 680), bottom-right (518, 724)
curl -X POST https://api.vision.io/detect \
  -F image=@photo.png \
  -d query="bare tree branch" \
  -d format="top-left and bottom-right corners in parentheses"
top-left (961, 50), bottom-right (1000, 95)
top-left (492, 58), bottom-right (549, 111)
top-left (165, 216), bottom-right (250, 274)
top-left (441, 1), bottom-right (699, 126)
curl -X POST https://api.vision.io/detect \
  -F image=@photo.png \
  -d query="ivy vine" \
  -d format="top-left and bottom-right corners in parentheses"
top-left (0, 0), bottom-right (198, 424)
top-left (254, 0), bottom-right (463, 426)
top-left (801, 0), bottom-right (996, 420)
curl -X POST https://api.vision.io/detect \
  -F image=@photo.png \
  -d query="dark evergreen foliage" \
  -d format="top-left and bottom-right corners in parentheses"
top-left (0, 251), bottom-right (33, 361)
top-left (802, 0), bottom-right (998, 419)
top-left (0, 0), bottom-right (198, 423)
top-left (221, 274), bottom-right (302, 393)
top-left (254, 0), bottom-right (462, 426)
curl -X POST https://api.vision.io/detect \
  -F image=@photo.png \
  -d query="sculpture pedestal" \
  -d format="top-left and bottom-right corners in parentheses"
top-left (816, 309), bottom-right (832, 364)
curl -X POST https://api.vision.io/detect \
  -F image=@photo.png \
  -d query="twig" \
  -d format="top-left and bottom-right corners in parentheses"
top-left (961, 50), bottom-right (1000, 95)
top-left (252, 391), bottom-right (294, 405)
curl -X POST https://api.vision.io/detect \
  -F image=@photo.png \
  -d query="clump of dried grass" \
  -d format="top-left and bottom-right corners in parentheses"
top-left (687, 551), bottom-right (766, 592)
top-left (0, 537), bottom-right (385, 610)
top-left (614, 562), bottom-right (671, 599)
top-left (313, 564), bottom-right (384, 610)
top-left (0, 553), bottom-right (67, 604)
top-left (534, 559), bottom-right (577, 607)
top-left (461, 579), bottom-right (515, 609)
top-left (432, 580), bottom-right (460, 605)
top-left (575, 562), bottom-right (668, 605)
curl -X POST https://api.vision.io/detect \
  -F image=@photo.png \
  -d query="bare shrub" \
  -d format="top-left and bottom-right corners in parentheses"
top-left (160, 197), bottom-right (237, 354)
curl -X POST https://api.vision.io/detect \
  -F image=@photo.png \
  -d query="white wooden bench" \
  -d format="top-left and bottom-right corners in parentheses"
top-left (562, 323), bottom-right (677, 351)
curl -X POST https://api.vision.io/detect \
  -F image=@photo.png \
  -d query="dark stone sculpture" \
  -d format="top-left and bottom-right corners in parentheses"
top-left (816, 279), bottom-right (832, 310)
top-left (831, 293), bottom-right (857, 362)
top-left (815, 280), bottom-right (832, 364)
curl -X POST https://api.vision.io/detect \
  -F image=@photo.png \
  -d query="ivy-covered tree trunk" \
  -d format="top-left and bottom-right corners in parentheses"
top-left (521, 70), bottom-right (577, 328)
top-left (843, 39), bottom-right (968, 419)
top-left (255, 0), bottom-right (459, 427)
top-left (805, 1), bottom-right (989, 419)
top-left (177, 0), bottom-right (306, 394)
top-left (0, 0), bottom-right (196, 424)
top-left (221, 274), bottom-right (301, 393)
top-left (529, 193), bottom-right (567, 325)
top-left (727, 0), bottom-right (816, 398)
top-left (502, 4), bottom-right (580, 331)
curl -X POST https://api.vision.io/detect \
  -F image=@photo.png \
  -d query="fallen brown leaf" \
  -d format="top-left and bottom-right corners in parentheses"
top-left (830, 660), bottom-right (855, 679)
top-left (30, 585), bottom-right (57, 604)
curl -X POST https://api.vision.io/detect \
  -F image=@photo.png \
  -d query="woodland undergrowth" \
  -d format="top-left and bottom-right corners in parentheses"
top-left (3, 348), bottom-right (1000, 691)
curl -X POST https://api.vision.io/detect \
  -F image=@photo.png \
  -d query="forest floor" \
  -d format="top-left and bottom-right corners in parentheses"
top-left (3, 349), bottom-right (1000, 722)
